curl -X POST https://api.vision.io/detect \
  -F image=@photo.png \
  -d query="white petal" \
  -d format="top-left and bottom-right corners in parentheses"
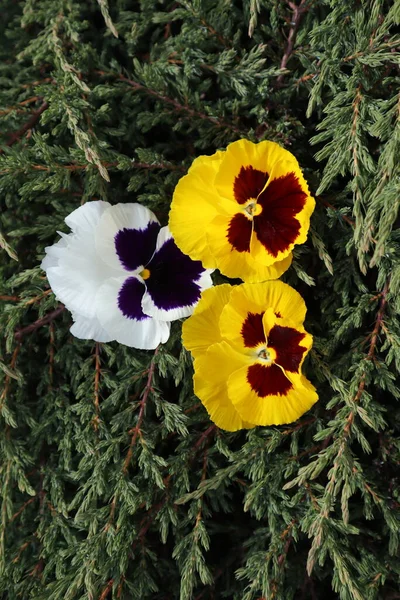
top-left (196, 269), bottom-right (214, 293)
top-left (43, 232), bottom-right (121, 318)
top-left (41, 236), bottom-right (68, 270)
top-left (95, 275), bottom-right (170, 349)
top-left (70, 313), bottom-right (114, 342)
top-left (154, 224), bottom-right (172, 251)
top-left (65, 200), bottom-right (111, 233)
top-left (95, 203), bottom-right (160, 272)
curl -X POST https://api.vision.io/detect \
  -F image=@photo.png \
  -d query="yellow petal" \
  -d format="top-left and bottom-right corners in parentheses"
top-left (182, 284), bottom-right (232, 358)
top-left (262, 307), bottom-right (277, 337)
top-left (193, 341), bottom-right (253, 431)
top-left (214, 139), bottom-right (299, 201)
top-left (219, 281), bottom-right (307, 350)
top-left (169, 150), bottom-right (225, 268)
top-left (228, 365), bottom-right (318, 426)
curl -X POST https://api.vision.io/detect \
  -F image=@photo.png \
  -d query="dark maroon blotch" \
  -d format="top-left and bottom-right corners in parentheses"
top-left (268, 325), bottom-right (306, 372)
top-left (254, 172), bottom-right (307, 257)
top-left (233, 166), bottom-right (268, 205)
top-left (241, 312), bottom-right (265, 347)
top-left (247, 363), bottom-right (292, 397)
top-left (226, 213), bottom-right (252, 253)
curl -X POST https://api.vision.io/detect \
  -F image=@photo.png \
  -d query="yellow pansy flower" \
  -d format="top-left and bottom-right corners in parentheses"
top-left (182, 281), bottom-right (318, 431)
top-left (169, 139), bottom-right (315, 282)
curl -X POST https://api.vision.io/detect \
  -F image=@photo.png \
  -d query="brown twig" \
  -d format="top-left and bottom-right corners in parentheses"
top-left (1, 101), bottom-right (48, 150)
top-left (15, 306), bottom-right (65, 340)
top-left (95, 70), bottom-right (244, 135)
top-left (270, 520), bottom-right (296, 598)
top-left (0, 295), bottom-right (20, 302)
top-left (123, 348), bottom-right (159, 474)
top-left (24, 289), bottom-right (52, 306)
top-left (0, 345), bottom-right (21, 407)
top-left (277, 0), bottom-right (311, 85)
top-left (93, 342), bottom-right (101, 430)
top-left (0, 160), bottom-right (185, 176)
top-left (99, 578), bottom-right (114, 600)
top-left (317, 197), bottom-right (355, 227)
top-left (48, 322), bottom-right (55, 391)
top-left (12, 540), bottom-right (32, 563)
top-left (193, 424), bottom-right (216, 452)
top-left (199, 17), bottom-right (230, 47)
top-left (0, 96), bottom-right (41, 116)
top-left (350, 279), bottom-right (389, 411)
top-left (10, 497), bottom-right (37, 523)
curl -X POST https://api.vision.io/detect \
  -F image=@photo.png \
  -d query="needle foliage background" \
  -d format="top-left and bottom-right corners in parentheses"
top-left (0, 1), bottom-right (399, 599)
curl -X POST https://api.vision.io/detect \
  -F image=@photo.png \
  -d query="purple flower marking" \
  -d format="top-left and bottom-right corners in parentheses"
top-left (145, 237), bottom-right (204, 311)
top-left (118, 277), bottom-right (149, 321)
top-left (115, 222), bottom-right (160, 271)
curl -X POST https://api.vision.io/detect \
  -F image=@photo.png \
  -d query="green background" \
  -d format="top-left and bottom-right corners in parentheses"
top-left (0, 1), bottom-right (399, 598)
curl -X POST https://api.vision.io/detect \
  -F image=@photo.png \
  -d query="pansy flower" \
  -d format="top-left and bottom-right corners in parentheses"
top-left (182, 281), bottom-right (318, 431)
top-left (41, 201), bottom-right (212, 349)
top-left (169, 139), bottom-right (315, 282)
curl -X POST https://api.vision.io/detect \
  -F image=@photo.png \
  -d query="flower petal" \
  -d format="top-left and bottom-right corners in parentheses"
top-left (43, 230), bottom-right (120, 319)
top-left (95, 203), bottom-right (160, 272)
top-left (214, 139), bottom-right (299, 202)
top-left (70, 313), bottom-right (113, 343)
top-left (206, 214), bottom-right (292, 281)
top-left (96, 275), bottom-right (170, 349)
top-left (182, 284), bottom-right (232, 358)
top-left (219, 281), bottom-right (306, 351)
top-left (41, 202), bottom-right (117, 317)
top-left (142, 227), bottom-right (212, 321)
top-left (169, 150), bottom-right (226, 269)
top-left (268, 321), bottom-right (312, 373)
top-left (41, 236), bottom-right (68, 271)
top-left (250, 161), bottom-right (315, 264)
top-left (65, 200), bottom-right (111, 233)
top-left (193, 341), bottom-right (252, 431)
top-left (228, 365), bottom-right (318, 425)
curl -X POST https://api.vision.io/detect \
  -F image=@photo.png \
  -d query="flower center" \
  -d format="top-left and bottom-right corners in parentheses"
top-left (140, 268), bottom-right (151, 280)
top-left (244, 199), bottom-right (262, 218)
top-left (257, 346), bottom-right (276, 364)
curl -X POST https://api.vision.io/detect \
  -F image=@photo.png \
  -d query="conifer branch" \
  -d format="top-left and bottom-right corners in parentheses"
top-left (317, 196), bottom-right (355, 227)
top-left (48, 322), bottom-right (55, 390)
top-left (15, 306), bottom-right (65, 340)
top-left (96, 71), bottom-right (245, 135)
top-left (306, 279), bottom-right (390, 576)
top-left (0, 344), bottom-right (21, 408)
top-left (193, 424), bottom-right (216, 452)
top-left (99, 578), bottom-right (114, 600)
top-left (1, 101), bottom-right (48, 150)
top-left (0, 96), bottom-right (41, 116)
top-left (0, 160), bottom-right (184, 175)
top-left (277, 0), bottom-right (311, 84)
top-left (123, 347), bottom-right (159, 474)
top-left (10, 496), bottom-right (37, 523)
top-left (92, 343), bottom-right (101, 430)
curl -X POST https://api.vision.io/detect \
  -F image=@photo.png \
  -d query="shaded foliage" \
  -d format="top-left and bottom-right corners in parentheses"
top-left (0, 0), bottom-right (399, 598)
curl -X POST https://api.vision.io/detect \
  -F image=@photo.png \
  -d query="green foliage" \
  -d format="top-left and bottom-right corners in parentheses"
top-left (1, 0), bottom-right (399, 598)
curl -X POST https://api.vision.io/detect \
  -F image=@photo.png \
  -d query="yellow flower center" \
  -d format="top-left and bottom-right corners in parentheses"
top-left (244, 198), bottom-right (262, 218)
top-left (257, 346), bottom-right (277, 364)
top-left (140, 268), bottom-right (151, 280)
